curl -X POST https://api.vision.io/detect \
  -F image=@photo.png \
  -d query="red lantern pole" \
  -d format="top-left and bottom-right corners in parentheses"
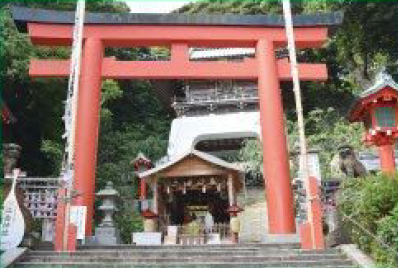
top-left (379, 142), bottom-right (396, 173)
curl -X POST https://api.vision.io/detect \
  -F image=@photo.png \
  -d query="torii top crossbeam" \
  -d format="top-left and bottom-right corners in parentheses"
top-left (11, 5), bottom-right (342, 237)
top-left (12, 6), bottom-right (342, 80)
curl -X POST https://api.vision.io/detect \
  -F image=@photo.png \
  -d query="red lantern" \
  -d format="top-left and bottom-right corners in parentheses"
top-left (349, 71), bottom-right (398, 173)
top-left (131, 153), bottom-right (153, 201)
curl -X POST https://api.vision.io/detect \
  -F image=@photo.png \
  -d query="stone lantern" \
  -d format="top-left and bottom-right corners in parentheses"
top-left (226, 204), bottom-right (243, 244)
top-left (349, 71), bottom-right (398, 173)
top-left (95, 182), bottom-right (121, 245)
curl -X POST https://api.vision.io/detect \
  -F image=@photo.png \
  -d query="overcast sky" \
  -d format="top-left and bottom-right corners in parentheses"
top-left (124, 1), bottom-right (194, 13)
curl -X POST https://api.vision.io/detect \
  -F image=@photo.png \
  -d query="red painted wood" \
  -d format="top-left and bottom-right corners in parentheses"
top-left (140, 179), bottom-right (147, 200)
top-left (299, 223), bottom-right (312, 250)
top-left (349, 87), bottom-right (398, 122)
top-left (308, 177), bottom-right (324, 249)
top-left (28, 23), bottom-right (328, 49)
top-left (102, 59), bottom-right (326, 81)
top-left (54, 188), bottom-right (66, 252)
top-left (171, 43), bottom-right (189, 62)
top-left (256, 39), bottom-right (296, 234)
top-left (379, 143), bottom-right (396, 174)
top-left (73, 38), bottom-right (104, 236)
top-left (67, 224), bottom-right (77, 252)
top-left (299, 177), bottom-right (324, 250)
top-left (30, 58), bottom-right (327, 81)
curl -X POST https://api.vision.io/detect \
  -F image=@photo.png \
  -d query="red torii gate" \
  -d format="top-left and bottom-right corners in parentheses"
top-left (12, 6), bottom-right (342, 237)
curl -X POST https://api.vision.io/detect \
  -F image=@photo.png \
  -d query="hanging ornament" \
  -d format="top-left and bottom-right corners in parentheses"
top-left (202, 184), bottom-right (206, 193)
top-left (167, 186), bottom-right (170, 194)
top-left (183, 183), bottom-right (186, 195)
top-left (217, 183), bottom-right (221, 192)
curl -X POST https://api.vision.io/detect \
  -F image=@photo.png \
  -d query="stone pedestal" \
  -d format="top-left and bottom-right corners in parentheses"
top-left (227, 205), bottom-right (243, 244)
top-left (141, 209), bottom-right (158, 233)
top-left (95, 226), bottom-right (121, 245)
top-left (230, 217), bottom-right (240, 244)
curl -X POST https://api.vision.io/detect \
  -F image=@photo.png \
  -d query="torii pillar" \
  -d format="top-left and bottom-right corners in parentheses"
top-left (257, 39), bottom-right (296, 233)
top-left (73, 38), bottom-right (104, 236)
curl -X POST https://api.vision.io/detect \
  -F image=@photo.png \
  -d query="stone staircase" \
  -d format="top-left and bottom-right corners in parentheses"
top-left (12, 243), bottom-right (357, 268)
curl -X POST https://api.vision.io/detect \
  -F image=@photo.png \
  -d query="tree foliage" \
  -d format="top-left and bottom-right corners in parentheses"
top-left (338, 174), bottom-right (398, 266)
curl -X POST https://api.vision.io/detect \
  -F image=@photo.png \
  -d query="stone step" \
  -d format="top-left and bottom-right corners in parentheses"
top-left (79, 243), bottom-right (301, 251)
top-left (14, 260), bottom-right (354, 268)
top-left (24, 249), bottom-right (340, 257)
top-left (20, 254), bottom-right (348, 263)
top-left (13, 244), bottom-right (355, 268)
top-left (14, 265), bottom-right (356, 268)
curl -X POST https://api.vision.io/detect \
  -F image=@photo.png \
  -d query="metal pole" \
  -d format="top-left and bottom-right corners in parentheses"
top-left (281, 0), bottom-right (316, 248)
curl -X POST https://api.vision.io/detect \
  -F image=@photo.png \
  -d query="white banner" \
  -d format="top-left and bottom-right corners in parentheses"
top-left (70, 206), bottom-right (87, 240)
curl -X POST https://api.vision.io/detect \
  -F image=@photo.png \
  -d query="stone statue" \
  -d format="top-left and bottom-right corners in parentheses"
top-left (330, 145), bottom-right (367, 179)
top-left (3, 143), bottom-right (22, 175)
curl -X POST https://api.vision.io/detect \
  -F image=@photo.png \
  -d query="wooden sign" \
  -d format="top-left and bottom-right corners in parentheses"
top-left (0, 169), bottom-right (26, 250)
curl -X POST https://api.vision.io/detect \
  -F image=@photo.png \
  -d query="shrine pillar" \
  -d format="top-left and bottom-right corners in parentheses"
top-left (74, 38), bottom-right (104, 236)
top-left (379, 142), bottom-right (396, 174)
top-left (140, 180), bottom-right (147, 200)
top-left (256, 39), bottom-right (296, 234)
top-left (153, 181), bottom-right (159, 214)
top-left (227, 174), bottom-right (235, 206)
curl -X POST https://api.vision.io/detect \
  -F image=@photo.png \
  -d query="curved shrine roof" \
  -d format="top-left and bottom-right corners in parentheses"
top-left (138, 149), bottom-right (244, 179)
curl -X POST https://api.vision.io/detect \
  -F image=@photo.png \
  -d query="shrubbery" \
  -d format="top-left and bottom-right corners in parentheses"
top-left (338, 174), bottom-right (398, 266)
